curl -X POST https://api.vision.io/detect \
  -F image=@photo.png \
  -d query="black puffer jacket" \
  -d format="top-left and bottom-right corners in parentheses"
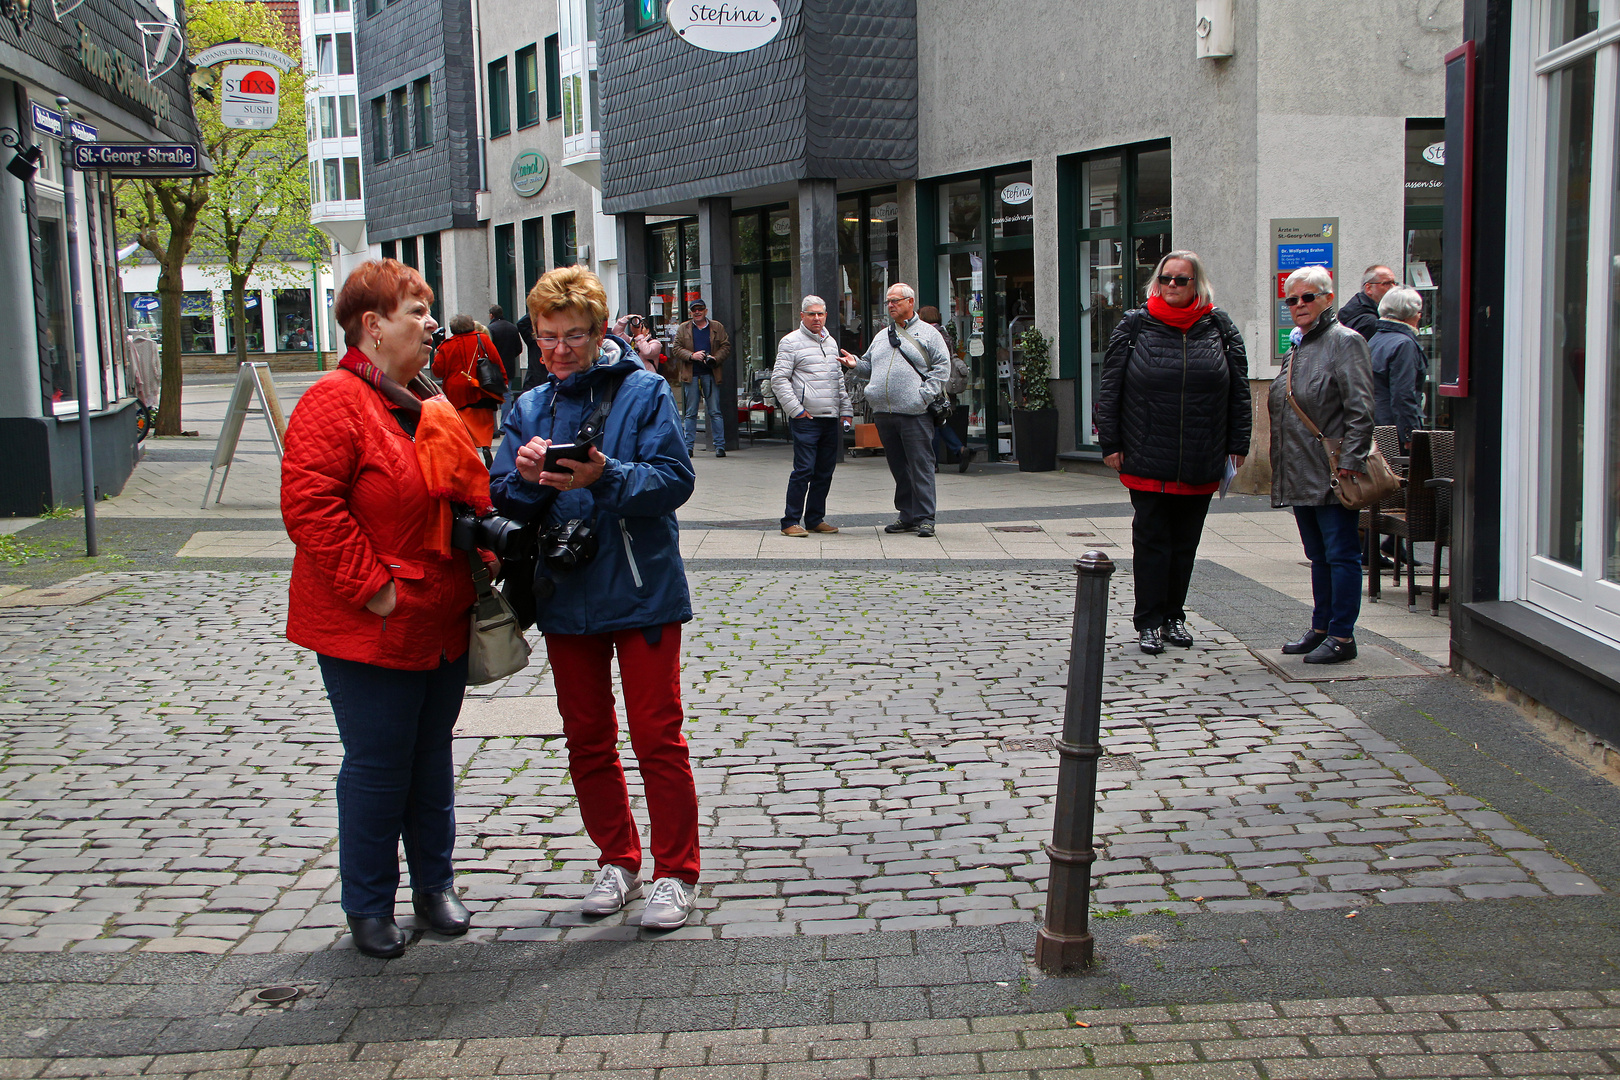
top-left (1094, 306), bottom-right (1253, 487)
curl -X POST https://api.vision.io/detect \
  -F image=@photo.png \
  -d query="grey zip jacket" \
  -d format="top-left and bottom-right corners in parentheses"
top-left (1267, 310), bottom-right (1376, 508)
top-left (771, 325), bottom-right (852, 418)
top-left (850, 314), bottom-right (949, 415)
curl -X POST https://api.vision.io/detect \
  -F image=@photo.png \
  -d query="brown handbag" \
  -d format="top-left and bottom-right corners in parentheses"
top-left (1285, 352), bottom-right (1400, 512)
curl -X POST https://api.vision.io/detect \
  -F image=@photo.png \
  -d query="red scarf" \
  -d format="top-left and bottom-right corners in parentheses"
top-left (1146, 294), bottom-right (1213, 332)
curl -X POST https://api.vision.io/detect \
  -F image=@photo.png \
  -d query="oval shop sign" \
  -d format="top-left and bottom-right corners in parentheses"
top-left (669, 0), bottom-right (783, 53)
top-left (1000, 182), bottom-right (1033, 206)
top-left (1422, 142), bottom-right (1445, 167)
top-left (512, 150), bottom-right (550, 197)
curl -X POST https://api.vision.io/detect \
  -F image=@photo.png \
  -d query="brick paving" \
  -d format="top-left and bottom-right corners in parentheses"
top-left (5, 989), bottom-right (1619, 1077)
top-left (0, 568), bottom-right (1593, 956)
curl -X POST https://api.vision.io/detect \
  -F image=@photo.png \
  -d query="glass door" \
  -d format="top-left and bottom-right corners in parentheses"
top-left (730, 206), bottom-right (792, 413)
top-left (648, 218), bottom-right (699, 344)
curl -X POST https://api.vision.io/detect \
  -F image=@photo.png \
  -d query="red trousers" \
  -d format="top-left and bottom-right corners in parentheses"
top-left (544, 624), bottom-right (700, 884)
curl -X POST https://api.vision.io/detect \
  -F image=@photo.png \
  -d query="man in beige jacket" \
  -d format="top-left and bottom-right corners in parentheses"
top-left (670, 300), bottom-right (732, 458)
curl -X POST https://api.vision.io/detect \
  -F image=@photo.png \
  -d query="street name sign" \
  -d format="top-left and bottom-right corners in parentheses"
top-left (73, 142), bottom-right (200, 174)
top-left (29, 101), bottom-right (63, 138)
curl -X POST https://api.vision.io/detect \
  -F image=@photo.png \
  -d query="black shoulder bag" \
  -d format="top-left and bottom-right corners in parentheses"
top-left (890, 323), bottom-right (951, 428)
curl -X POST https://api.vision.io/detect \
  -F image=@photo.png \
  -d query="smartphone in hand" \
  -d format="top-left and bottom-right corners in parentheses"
top-left (543, 442), bottom-right (592, 473)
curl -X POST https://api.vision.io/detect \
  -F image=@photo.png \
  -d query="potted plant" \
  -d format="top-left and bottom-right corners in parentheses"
top-left (1012, 327), bottom-right (1058, 472)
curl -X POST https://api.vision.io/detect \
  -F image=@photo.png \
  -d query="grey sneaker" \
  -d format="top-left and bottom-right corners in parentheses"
top-left (581, 864), bottom-right (641, 916)
top-left (640, 876), bottom-right (695, 930)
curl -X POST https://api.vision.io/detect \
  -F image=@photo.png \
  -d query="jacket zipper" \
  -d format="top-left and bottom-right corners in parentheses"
top-left (619, 520), bottom-right (643, 589)
top-left (1176, 331), bottom-right (1188, 483)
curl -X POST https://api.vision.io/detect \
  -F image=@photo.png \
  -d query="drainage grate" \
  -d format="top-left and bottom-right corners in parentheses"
top-left (1067, 531), bottom-right (1096, 537)
top-left (1001, 736), bottom-right (1055, 752)
top-left (1099, 754), bottom-right (1141, 771)
top-left (991, 526), bottom-right (1043, 533)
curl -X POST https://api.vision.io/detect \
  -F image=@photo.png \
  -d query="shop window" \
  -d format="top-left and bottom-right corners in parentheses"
top-left (400, 236), bottom-right (418, 269)
top-left (488, 57), bottom-right (510, 137)
top-left (381, 240), bottom-right (397, 261)
top-left (340, 96), bottom-right (358, 138)
top-left (1553, 0), bottom-right (1601, 47)
top-left (730, 206), bottom-right (795, 397)
top-left (495, 223), bottom-right (516, 327)
top-left (343, 157), bottom-right (361, 201)
top-left (125, 293), bottom-right (161, 335)
top-left (648, 217), bottom-right (697, 342)
top-left (522, 216), bottom-right (545, 290)
top-left (226, 292), bottom-right (265, 354)
top-left (37, 214), bottom-right (76, 404)
top-left (391, 88), bottom-right (408, 155)
top-left (544, 36), bottom-right (561, 120)
top-left (837, 190), bottom-right (897, 354)
top-left (927, 166), bottom-right (1037, 462)
top-left (371, 96), bottom-right (388, 162)
top-left (1538, 54), bottom-right (1596, 570)
top-left (179, 292), bottom-right (215, 354)
top-left (337, 34), bottom-right (354, 75)
top-left (517, 44), bottom-right (540, 128)
top-left (423, 233), bottom-right (443, 323)
top-left (320, 96), bottom-right (337, 140)
top-left (413, 77), bottom-right (433, 149)
top-left (553, 212), bottom-right (576, 268)
top-left (628, 0), bottom-right (661, 32)
top-left (1062, 141), bottom-right (1171, 452)
top-left (274, 289), bottom-right (315, 350)
top-left (1404, 119), bottom-right (1445, 431)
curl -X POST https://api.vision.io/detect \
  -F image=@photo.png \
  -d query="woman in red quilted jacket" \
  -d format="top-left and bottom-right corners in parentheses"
top-left (431, 313), bottom-right (505, 458)
top-left (281, 259), bottom-right (478, 959)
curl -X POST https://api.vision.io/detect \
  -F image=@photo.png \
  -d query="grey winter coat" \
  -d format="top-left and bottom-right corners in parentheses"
top-left (772, 326), bottom-right (852, 418)
top-left (1267, 310), bottom-right (1375, 508)
top-left (850, 315), bottom-right (950, 415)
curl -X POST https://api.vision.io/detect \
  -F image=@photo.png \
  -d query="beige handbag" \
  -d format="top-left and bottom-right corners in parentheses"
top-left (465, 551), bottom-right (531, 685)
top-left (1285, 353), bottom-right (1401, 512)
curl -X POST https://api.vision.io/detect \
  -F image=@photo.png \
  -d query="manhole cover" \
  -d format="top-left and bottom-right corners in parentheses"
top-left (1067, 532), bottom-right (1096, 538)
top-left (992, 526), bottom-right (1043, 533)
top-left (1100, 754), bottom-right (1140, 770)
top-left (253, 986), bottom-right (300, 1004)
top-left (1001, 736), bottom-right (1055, 752)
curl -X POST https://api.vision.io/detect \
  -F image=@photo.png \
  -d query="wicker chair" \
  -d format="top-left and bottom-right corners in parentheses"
top-left (1364, 430), bottom-right (1453, 611)
top-left (1414, 430), bottom-right (1455, 614)
top-left (1360, 425), bottom-right (1407, 600)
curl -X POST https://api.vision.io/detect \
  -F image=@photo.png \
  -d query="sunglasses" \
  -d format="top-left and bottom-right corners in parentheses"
top-left (1157, 274), bottom-right (1192, 287)
top-left (1283, 293), bottom-right (1324, 307)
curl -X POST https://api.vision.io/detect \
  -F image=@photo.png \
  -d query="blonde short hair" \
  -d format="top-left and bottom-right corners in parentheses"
top-left (1145, 250), bottom-right (1215, 306)
top-left (528, 265), bottom-right (608, 330)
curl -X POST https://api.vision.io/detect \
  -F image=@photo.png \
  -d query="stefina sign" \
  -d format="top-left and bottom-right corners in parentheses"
top-left (668, 0), bottom-right (783, 53)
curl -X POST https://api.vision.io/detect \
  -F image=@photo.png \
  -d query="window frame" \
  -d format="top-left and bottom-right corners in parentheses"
top-left (413, 76), bottom-right (433, 149)
top-left (627, 0), bottom-right (662, 33)
top-left (488, 56), bottom-right (511, 138)
top-left (552, 211), bottom-right (577, 268)
top-left (370, 96), bottom-right (388, 162)
top-left (391, 86), bottom-right (408, 156)
top-left (545, 35), bottom-right (562, 120)
top-left (516, 44), bottom-right (540, 129)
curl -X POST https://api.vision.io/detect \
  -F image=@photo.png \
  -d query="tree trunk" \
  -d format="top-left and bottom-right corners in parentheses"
top-left (232, 273), bottom-right (249, 367)
top-left (154, 254), bottom-right (187, 436)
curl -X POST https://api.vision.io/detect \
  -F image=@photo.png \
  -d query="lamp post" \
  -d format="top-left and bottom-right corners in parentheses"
top-left (1034, 549), bottom-right (1114, 973)
top-left (56, 95), bottom-right (97, 556)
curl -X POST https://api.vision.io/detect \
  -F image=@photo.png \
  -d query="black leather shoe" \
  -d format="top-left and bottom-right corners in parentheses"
top-left (1303, 637), bottom-right (1358, 665)
top-left (348, 915), bottom-right (406, 958)
top-left (958, 447), bottom-right (975, 474)
top-left (1138, 627), bottom-right (1164, 655)
top-left (715, 447), bottom-right (726, 458)
top-left (884, 520), bottom-right (917, 533)
top-left (412, 889), bottom-right (471, 936)
top-left (1282, 630), bottom-right (1329, 655)
top-left (1163, 619), bottom-right (1194, 647)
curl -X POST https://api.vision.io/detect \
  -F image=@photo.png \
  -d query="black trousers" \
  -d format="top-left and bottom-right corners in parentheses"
top-left (1128, 488), bottom-right (1214, 632)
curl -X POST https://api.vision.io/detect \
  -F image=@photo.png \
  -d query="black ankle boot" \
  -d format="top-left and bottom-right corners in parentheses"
top-left (412, 889), bottom-right (471, 936)
top-left (347, 915), bottom-right (406, 958)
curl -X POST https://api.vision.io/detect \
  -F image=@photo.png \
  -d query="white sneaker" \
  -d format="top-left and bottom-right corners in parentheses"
top-left (640, 876), bottom-right (695, 929)
top-left (581, 864), bottom-right (641, 916)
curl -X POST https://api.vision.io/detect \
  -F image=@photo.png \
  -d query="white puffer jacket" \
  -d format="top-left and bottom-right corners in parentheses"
top-left (771, 326), bottom-right (852, 419)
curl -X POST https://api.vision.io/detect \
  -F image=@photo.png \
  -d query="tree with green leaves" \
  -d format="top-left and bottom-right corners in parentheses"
top-left (120, 0), bottom-right (318, 435)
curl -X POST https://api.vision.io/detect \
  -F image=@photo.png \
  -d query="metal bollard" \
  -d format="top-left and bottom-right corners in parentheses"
top-left (1035, 549), bottom-right (1115, 974)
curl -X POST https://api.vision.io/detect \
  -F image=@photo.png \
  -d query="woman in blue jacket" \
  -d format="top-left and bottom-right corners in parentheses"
top-left (489, 266), bottom-right (699, 930)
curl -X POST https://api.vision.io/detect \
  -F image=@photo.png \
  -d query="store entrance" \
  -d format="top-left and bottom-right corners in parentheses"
top-left (731, 206), bottom-right (794, 411)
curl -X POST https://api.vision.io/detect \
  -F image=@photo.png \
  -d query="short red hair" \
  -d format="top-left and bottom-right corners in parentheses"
top-left (335, 259), bottom-right (434, 346)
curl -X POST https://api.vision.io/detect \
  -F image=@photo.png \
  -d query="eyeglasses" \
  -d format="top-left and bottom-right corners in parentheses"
top-left (537, 330), bottom-right (592, 349)
top-left (885, 297), bottom-right (909, 305)
top-left (1283, 293), bottom-right (1324, 307)
top-left (1157, 274), bottom-right (1193, 287)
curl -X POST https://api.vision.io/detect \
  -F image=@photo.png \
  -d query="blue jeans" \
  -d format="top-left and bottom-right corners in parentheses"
top-left (1294, 503), bottom-right (1363, 639)
top-left (782, 416), bottom-right (840, 529)
top-left (933, 420), bottom-right (963, 458)
top-left (317, 653), bottom-right (467, 918)
top-left (683, 371), bottom-right (724, 453)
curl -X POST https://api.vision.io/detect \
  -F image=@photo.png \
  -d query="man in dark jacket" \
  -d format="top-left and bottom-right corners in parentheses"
top-left (1338, 265), bottom-right (1399, 340)
top-left (487, 305), bottom-right (524, 420)
top-left (516, 313), bottom-right (546, 393)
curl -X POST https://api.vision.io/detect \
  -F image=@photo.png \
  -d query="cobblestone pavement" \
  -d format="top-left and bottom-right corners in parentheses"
top-left (7, 986), bottom-right (1620, 1078)
top-left (0, 567), bottom-right (1595, 956)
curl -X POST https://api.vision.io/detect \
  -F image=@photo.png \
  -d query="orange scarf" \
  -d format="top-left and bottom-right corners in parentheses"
top-left (415, 397), bottom-right (493, 557)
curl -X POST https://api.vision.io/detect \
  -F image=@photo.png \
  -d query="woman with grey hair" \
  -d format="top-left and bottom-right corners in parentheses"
top-left (1095, 250), bottom-right (1252, 655)
top-left (1369, 286), bottom-right (1428, 453)
top-left (1267, 264), bottom-right (1375, 664)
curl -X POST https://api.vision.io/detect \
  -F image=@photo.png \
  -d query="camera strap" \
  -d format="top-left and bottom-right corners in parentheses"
top-left (573, 371), bottom-right (629, 448)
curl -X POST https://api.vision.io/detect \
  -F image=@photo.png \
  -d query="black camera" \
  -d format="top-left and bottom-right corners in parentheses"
top-left (541, 518), bottom-right (597, 573)
top-left (451, 510), bottom-right (536, 562)
top-left (627, 314), bottom-right (645, 333)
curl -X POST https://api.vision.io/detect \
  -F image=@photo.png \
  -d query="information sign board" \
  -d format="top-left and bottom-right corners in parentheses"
top-left (1270, 217), bottom-right (1339, 360)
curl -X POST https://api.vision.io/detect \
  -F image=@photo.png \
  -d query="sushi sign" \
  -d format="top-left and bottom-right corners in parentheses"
top-left (220, 64), bottom-right (280, 129)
